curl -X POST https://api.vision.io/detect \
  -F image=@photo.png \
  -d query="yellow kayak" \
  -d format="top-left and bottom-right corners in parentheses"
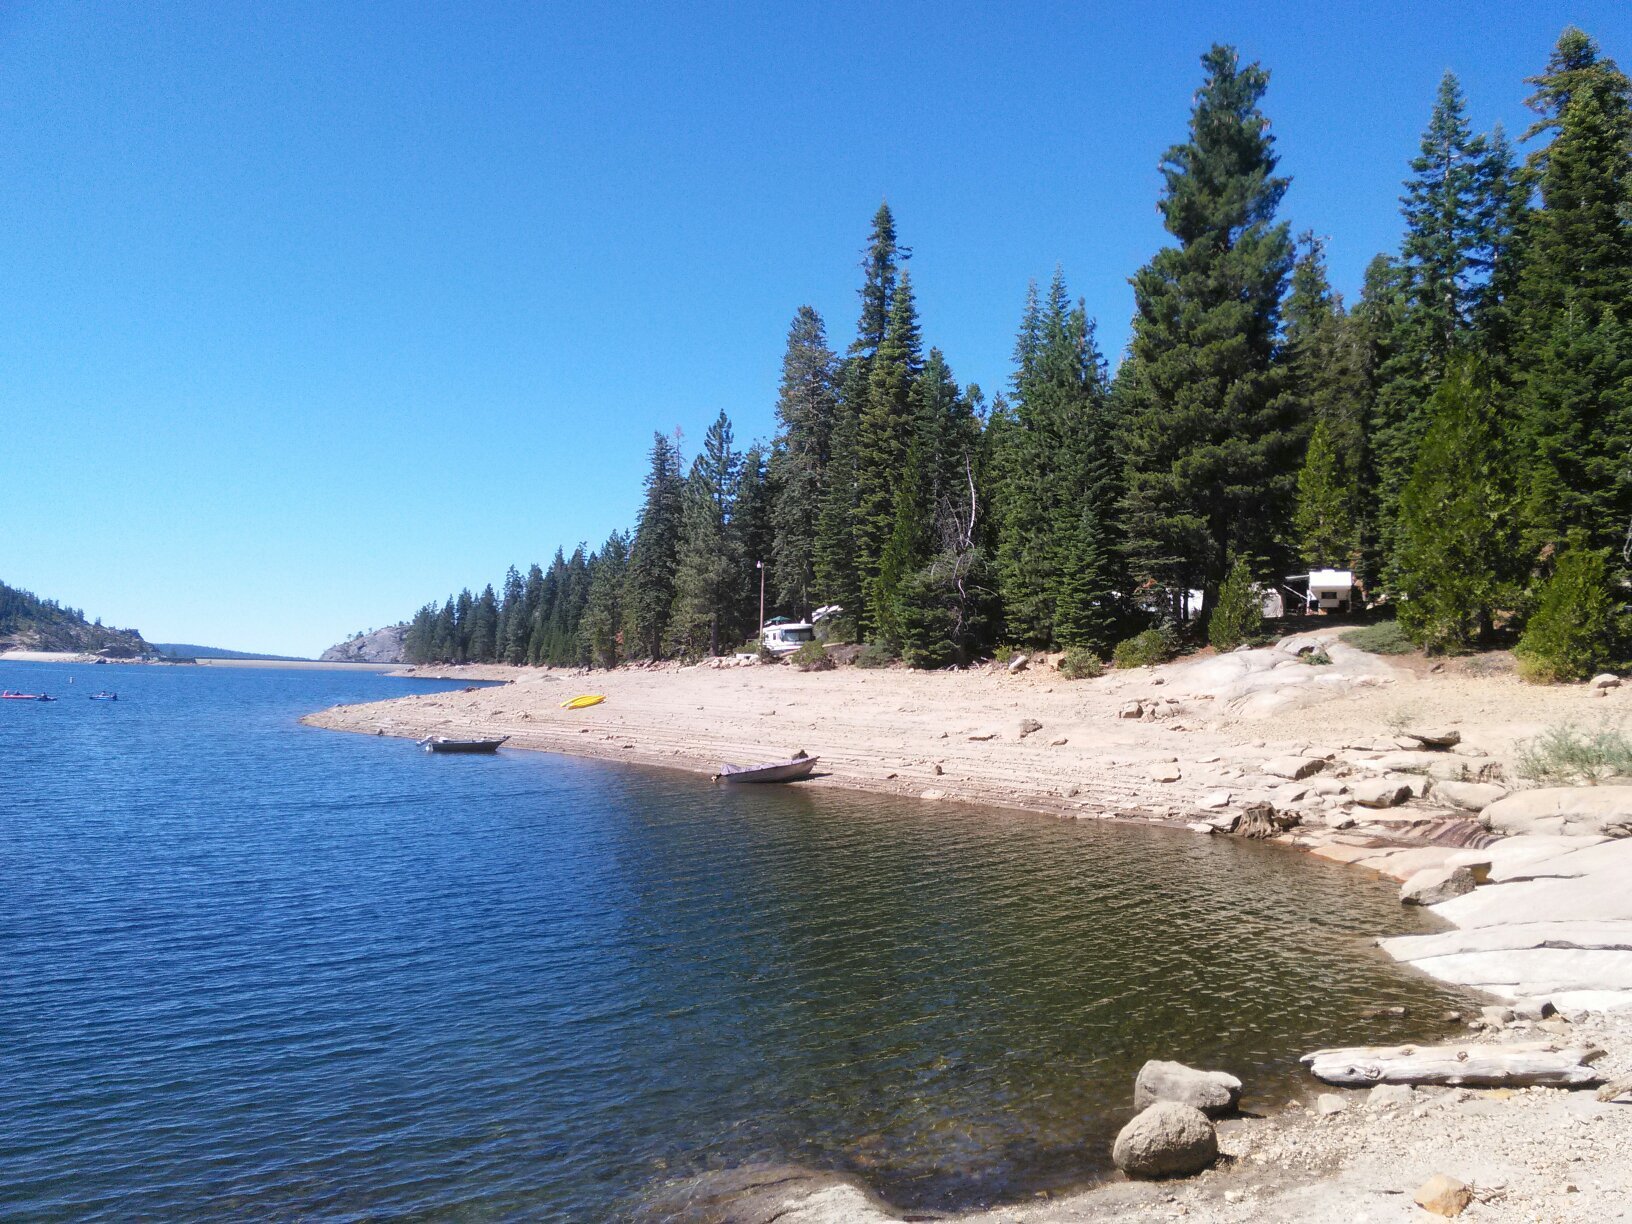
top-left (560, 694), bottom-right (606, 710)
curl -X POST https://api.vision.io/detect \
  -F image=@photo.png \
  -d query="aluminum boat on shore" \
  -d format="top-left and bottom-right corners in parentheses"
top-left (418, 735), bottom-right (508, 754)
top-left (713, 753), bottom-right (818, 783)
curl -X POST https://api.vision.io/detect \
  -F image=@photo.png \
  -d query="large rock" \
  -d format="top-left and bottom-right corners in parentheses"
top-left (1414, 1174), bottom-right (1473, 1217)
top-left (1404, 727), bottom-right (1462, 749)
top-left (1401, 865), bottom-right (1478, 906)
top-left (1351, 778), bottom-right (1413, 808)
top-left (1263, 756), bottom-right (1325, 780)
top-left (1434, 779), bottom-right (1507, 811)
top-left (1133, 1060), bottom-right (1242, 1117)
top-left (1110, 1102), bottom-right (1218, 1179)
top-left (320, 624), bottom-right (408, 664)
top-left (1481, 787), bottom-right (1632, 838)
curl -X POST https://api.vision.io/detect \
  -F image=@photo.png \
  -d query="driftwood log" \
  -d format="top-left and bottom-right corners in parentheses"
top-left (1598, 1074), bottom-right (1632, 1103)
top-left (1301, 1040), bottom-right (1605, 1088)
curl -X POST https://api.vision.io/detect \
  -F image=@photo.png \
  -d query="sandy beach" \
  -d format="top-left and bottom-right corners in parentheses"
top-left (301, 632), bottom-right (1632, 1221)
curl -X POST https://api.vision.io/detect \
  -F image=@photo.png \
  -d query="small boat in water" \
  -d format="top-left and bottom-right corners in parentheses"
top-left (2, 691), bottom-right (53, 701)
top-left (713, 752), bottom-right (819, 784)
top-left (89, 691), bottom-right (118, 701)
top-left (561, 694), bottom-right (605, 710)
top-left (419, 735), bottom-right (508, 754)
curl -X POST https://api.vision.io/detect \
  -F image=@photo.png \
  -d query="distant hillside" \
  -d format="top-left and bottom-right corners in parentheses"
top-left (0, 580), bottom-right (152, 657)
top-left (320, 624), bottom-right (407, 664)
top-left (152, 643), bottom-right (310, 662)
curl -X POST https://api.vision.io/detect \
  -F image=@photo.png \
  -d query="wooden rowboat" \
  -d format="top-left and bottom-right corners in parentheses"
top-left (418, 735), bottom-right (508, 754)
top-left (713, 753), bottom-right (819, 783)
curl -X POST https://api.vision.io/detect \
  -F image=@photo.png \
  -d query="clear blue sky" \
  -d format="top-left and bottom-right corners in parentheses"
top-left (2, 2), bottom-right (1623, 657)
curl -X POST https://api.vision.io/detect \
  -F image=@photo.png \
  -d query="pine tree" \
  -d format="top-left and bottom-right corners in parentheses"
top-left (992, 270), bottom-right (1123, 648)
top-left (668, 412), bottom-right (741, 657)
top-left (453, 589), bottom-right (475, 661)
top-left (855, 267), bottom-right (923, 637)
top-left (1293, 418), bottom-right (1359, 565)
top-left (432, 597), bottom-right (457, 662)
top-left (1283, 234), bottom-right (1371, 570)
top-left (579, 531), bottom-right (630, 669)
top-left (1391, 359), bottom-right (1518, 653)
top-left (768, 307), bottom-right (838, 616)
top-left (495, 566), bottom-right (525, 664)
top-left (467, 584), bottom-right (500, 662)
top-left (1122, 45), bottom-right (1296, 620)
top-left (1512, 28), bottom-right (1632, 562)
top-left (1208, 556), bottom-right (1262, 651)
top-left (621, 433), bottom-right (686, 659)
top-left (1373, 73), bottom-right (1519, 575)
top-left (812, 405), bottom-right (862, 638)
top-left (1515, 544), bottom-right (1625, 682)
top-left (733, 442), bottom-right (774, 637)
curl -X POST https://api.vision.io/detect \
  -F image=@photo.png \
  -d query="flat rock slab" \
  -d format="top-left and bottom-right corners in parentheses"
top-left (1380, 919), bottom-right (1632, 963)
top-left (1263, 756), bottom-right (1325, 780)
top-left (1434, 779), bottom-right (1507, 811)
top-left (1445, 833), bottom-right (1608, 880)
top-left (1432, 846), bottom-right (1632, 928)
top-left (1482, 786), bottom-right (1632, 838)
top-left (1401, 865), bottom-right (1478, 905)
top-left (1409, 947), bottom-right (1632, 994)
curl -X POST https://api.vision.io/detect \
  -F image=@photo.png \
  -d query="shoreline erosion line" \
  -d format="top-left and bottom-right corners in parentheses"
top-left (298, 652), bottom-right (1632, 1221)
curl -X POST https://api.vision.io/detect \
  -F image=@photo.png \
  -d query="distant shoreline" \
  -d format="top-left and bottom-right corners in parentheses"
top-left (0, 649), bottom-right (400, 673)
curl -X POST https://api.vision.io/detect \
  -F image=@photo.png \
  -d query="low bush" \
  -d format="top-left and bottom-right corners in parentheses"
top-left (1515, 547), bottom-right (1625, 684)
top-left (790, 641), bottom-right (832, 671)
top-left (1112, 625), bottom-right (1178, 669)
top-left (1208, 558), bottom-right (1262, 651)
top-left (992, 644), bottom-right (1015, 666)
top-left (1301, 648), bottom-right (1333, 666)
top-left (1343, 620), bottom-right (1415, 656)
top-left (1059, 648), bottom-right (1104, 679)
top-left (854, 641), bottom-right (898, 669)
top-left (1517, 722), bottom-right (1632, 785)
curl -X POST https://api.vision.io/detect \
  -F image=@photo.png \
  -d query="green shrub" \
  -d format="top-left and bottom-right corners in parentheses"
top-left (1344, 620), bottom-right (1415, 656)
top-left (790, 641), bottom-right (832, 671)
top-left (1517, 722), bottom-right (1632, 784)
top-left (1515, 547), bottom-right (1625, 684)
top-left (1060, 648), bottom-right (1104, 679)
top-left (1208, 557), bottom-right (1262, 651)
top-left (854, 641), bottom-right (898, 669)
top-left (992, 644), bottom-right (1015, 665)
top-left (1301, 648), bottom-right (1333, 666)
top-left (1113, 626), bottom-right (1178, 669)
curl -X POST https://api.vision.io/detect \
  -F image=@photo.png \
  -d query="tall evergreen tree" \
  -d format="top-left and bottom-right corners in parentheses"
top-left (733, 442), bottom-right (775, 636)
top-left (621, 433), bottom-right (687, 659)
top-left (1391, 359), bottom-right (1519, 652)
top-left (768, 307), bottom-right (838, 615)
top-left (668, 412), bottom-right (742, 657)
top-left (1373, 73), bottom-right (1519, 574)
top-left (579, 531), bottom-right (630, 668)
top-left (1512, 28), bottom-right (1632, 562)
top-left (1283, 235), bottom-right (1369, 568)
top-left (468, 584), bottom-right (500, 662)
top-left (1121, 45), bottom-right (1296, 619)
top-left (812, 204), bottom-right (907, 636)
top-left (997, 270), bottom-right (1122, 648)
top-left (854, 267), bottom-right (923, 637)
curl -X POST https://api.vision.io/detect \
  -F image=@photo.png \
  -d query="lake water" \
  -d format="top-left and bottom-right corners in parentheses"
top-left (0, 660), bottom-right (1475, 1220)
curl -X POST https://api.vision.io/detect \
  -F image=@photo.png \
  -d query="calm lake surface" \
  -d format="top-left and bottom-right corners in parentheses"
top-left (0, 660), bottom-right (1475, 1220)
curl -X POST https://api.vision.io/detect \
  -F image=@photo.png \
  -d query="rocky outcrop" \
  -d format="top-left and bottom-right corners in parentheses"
top-left (1401, 865), bottom-right (1478, 905)
top-left (1481, 787), bottom-right (1632, 838)
top-left (320, 624), bottom-right (408, 664)
top-left (1111, 1102), bottom-right (1218, 1178)
top-left (1132, 1060), bottom-right (1242, 1116)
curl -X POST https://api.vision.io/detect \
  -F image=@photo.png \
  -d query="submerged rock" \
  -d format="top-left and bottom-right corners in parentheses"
top-left (1133, 1059), bottom-right (1242, 1117)
top-left (1111, 1101), bottom-right (1218, 1178)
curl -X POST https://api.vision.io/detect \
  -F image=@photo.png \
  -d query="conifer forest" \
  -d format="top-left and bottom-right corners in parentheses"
top-left (404, 31), bottom-right (1632, 683)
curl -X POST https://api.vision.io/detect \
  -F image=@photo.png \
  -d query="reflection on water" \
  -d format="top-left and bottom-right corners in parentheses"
top-left (0, 660), bottom-right (1472, 1221)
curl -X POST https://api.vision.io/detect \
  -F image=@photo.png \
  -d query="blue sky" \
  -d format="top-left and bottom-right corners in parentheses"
top-left (2, 2), bottom-right (1624, 656)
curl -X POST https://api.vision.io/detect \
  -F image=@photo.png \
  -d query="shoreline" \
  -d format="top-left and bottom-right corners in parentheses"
top-left (1, 649), bottom-right (400, 672)
top-left (303, 640), bottom-right (1632, 1220)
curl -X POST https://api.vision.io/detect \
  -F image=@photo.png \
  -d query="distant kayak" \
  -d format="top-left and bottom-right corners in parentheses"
top-left (560, 694), bottom-right (605, 710)
top-left (89, 691), bottom-right (118, 701)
